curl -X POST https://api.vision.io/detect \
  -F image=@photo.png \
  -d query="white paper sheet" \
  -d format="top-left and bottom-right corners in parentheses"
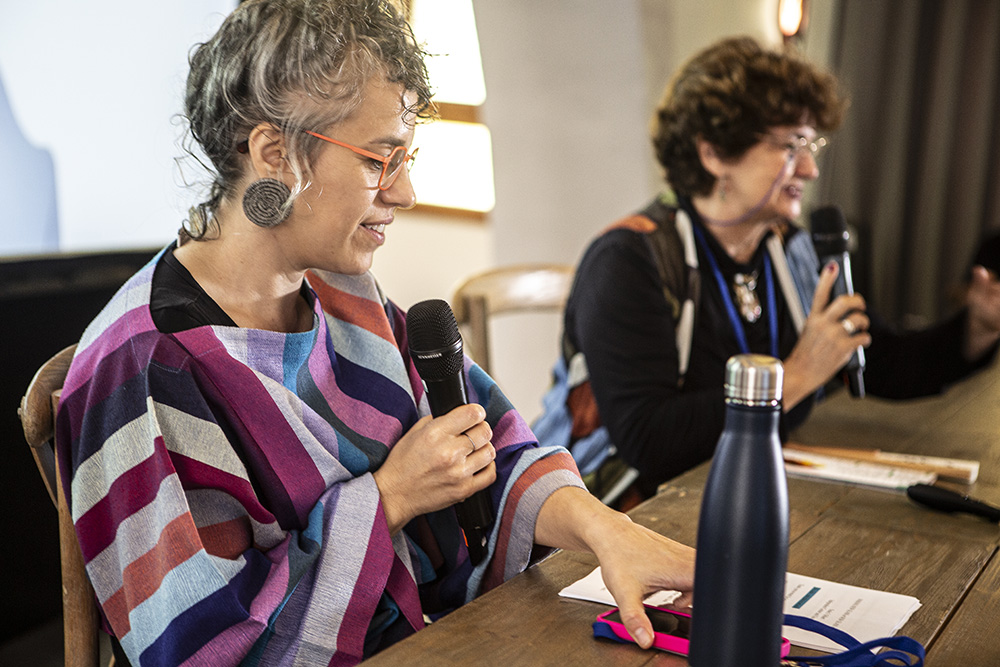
top-left (558, 566), bottom-right (682, 608)
top-left (559, 568), bottom-right (921, 654)
top-left (781, 572), bottom-right (921, 652)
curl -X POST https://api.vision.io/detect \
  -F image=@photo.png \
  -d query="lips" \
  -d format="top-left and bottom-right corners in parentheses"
top-left (360, 220), bottom-right (390, 245)
top-left (783, 184), bottom-right (803, 199)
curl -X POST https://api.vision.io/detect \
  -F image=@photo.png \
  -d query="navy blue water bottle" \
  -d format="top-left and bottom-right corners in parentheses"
top-left (688, 354), bottom-right (789, 666)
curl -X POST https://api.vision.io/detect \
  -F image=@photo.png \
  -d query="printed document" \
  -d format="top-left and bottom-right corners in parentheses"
top-left (560, 568), bottom-right (920, 653)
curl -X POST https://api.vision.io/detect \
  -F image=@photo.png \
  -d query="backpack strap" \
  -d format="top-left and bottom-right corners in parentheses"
top-left (557, 197), bottom-right (700, 410)
top-left (543, 199), bottom-right (697, 501)
top-left (612, 199), bottom-right (816, 383)
top-left (634, 198), bottom-right (700, 385)
top-left (596, 198), bottom-right (700, 385)
top-left (667, 208), bottom-right (700, 380)
top-left (766, 233), bottom-right (807, 334)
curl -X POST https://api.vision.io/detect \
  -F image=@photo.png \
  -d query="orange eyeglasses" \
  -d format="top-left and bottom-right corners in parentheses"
top-left (304, 130), bottom-right (418, 191)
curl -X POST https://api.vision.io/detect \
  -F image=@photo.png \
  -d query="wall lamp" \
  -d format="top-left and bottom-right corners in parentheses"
top-left (778, 0), bottom-right (808, 44)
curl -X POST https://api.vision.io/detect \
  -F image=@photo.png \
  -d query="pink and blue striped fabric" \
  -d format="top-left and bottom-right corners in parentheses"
top-left (56, 253), bottom-right (584, 666)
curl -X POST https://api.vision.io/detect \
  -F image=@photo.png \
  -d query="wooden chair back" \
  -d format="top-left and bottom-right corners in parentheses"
top-left (450, 264), bottom-right (575, 375)
top-left (18, 344), bottom-right (106, 667)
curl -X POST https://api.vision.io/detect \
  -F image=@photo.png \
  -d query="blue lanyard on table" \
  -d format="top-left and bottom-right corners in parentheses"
top-left (782, 614), bottom-right (925, 666)
top-left (692, 223), bottom-right (778, 358)
top-left (593, 611), bottom-right (924, 665)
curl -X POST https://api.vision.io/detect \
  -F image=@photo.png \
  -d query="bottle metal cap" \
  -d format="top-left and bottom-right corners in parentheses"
top-left (724, 354), bottom-right (784, 405)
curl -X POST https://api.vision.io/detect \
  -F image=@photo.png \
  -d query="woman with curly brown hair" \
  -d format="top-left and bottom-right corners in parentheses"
top-left (535, 36), bottom-right (1000, 503)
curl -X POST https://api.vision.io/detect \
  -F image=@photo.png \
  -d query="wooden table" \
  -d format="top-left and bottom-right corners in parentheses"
top-left (365, 366), bottom-right (1000, 666)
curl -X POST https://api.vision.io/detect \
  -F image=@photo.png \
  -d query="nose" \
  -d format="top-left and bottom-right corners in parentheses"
top-left (794, 150), bottom-right (820, 180)
top-left (380, 167), bottom-right (416, 209)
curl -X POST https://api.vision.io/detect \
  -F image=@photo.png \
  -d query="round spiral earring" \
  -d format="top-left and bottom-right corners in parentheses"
top-left (243, 178), bottom-right (292, 228)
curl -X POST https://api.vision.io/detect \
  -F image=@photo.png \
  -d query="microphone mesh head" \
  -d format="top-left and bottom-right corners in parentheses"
top-left (810, 205), bottom-right (850, 256)
top-left (406, 299), bottom-right (465, 382)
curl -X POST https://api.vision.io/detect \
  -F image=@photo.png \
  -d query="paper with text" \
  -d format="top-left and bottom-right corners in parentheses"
top-left (560, 568), bottom-right (920, 653)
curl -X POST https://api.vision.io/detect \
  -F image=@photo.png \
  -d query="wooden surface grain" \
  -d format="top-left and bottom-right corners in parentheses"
top-left (364, 365), bottom-right (1000, 666)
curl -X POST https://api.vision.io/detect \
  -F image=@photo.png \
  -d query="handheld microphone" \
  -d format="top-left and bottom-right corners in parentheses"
top-left (810, 205), bottom-right (866, 398)
top-left (406, 298), bottom-right (493, 565)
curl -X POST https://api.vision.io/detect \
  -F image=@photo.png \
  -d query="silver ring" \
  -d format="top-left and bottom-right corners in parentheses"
top-left (463, 432), bottom-right (476, 455)
top-left (841, 318), bottom-right (856, 335)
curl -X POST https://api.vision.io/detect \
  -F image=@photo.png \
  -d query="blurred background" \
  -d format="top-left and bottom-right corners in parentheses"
top-left (3, 0), bottom-right (999, 658)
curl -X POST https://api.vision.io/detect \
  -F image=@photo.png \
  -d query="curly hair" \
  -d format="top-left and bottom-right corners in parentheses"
top-left (182, 0), bottom-right (434, 238)
top-left (651, 36), bottom-right (847, 198)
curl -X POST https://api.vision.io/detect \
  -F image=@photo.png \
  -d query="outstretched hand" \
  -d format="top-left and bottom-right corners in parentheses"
top-left (593, 518), bottom-right (695, 648)
top-left (534, 487), bottom-right (695, 650)
top-left (782, 261), bottom-right (872, 409)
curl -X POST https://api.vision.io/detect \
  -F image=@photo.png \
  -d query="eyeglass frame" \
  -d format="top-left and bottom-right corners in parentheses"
top-left (303, 130), bottom-right (417, 191)
top-left (757, 133), bottom-right (828, 161)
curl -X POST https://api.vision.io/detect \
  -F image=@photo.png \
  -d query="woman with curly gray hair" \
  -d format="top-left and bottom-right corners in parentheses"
top-left (536, 36), bottom-right (1000, 505)
top-left (56, 1), bottom-right (695, 664)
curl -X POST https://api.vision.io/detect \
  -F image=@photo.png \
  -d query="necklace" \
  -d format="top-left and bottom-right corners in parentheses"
top-left (693, 223), bottom-right (778, 357)
top-left (733, 271), bottom-right (762, 323)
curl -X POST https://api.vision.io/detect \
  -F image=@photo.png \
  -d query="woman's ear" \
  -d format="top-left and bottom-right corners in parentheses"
top-left (695, 136), bottom-right (726, 179)
top-left (246, 123), bottom-right (287, 179)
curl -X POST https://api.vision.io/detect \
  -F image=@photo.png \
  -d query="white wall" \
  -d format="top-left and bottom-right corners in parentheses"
top-left (370, 210), bottom-right (493, 309)
top-left (376, 0), bottom-right (840, 421)
top-left (0, 0), bottom-right (235, 255)
top-left (2, 0), bottom-right (831, 424)
top-left (373, 0), bottom-right (801, 421)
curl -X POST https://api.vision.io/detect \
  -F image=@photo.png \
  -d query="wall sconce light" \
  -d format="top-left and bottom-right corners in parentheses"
top-left (778, 0), bottom-right (808, 44)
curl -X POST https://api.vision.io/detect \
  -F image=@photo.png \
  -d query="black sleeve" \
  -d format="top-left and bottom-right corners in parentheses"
top-left (864, 309), bottom-right (999, 398)
top-left (567, 230), bottom-right (725, 494)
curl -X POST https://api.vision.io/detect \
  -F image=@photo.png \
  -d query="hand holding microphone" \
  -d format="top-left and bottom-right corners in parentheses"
top-left (406, 299), bottom-right (495, 565)
top-left (811, 205), bottom-right (868, 398)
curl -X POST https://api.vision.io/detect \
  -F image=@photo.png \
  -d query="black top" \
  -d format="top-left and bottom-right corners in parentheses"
top-left (563, 198), bottom-right (995, 497)
top-left (149, 242), bottom-right (312, 333)
top-left (151, 242), bottom-right (236, 332)
top-left (564, 216), bottom-right (808, 495)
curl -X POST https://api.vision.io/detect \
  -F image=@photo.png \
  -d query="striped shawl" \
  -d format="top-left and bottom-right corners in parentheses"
top-left (55, 253), bottom-right (583, 666)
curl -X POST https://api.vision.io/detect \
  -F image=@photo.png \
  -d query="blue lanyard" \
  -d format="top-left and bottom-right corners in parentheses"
top-left (693, 223), bottom-right (778, 358)
top-left (594, 611), bottom-right (924, 665)
top-left (783, 614), bottom-right (925, 666)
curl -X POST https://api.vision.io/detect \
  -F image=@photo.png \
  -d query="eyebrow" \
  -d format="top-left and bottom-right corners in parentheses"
top-left (369, 135), bottom-right (409, 149)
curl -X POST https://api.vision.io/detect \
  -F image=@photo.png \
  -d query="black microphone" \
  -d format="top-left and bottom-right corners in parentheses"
top-left (907, 483), bottom-right (1000, 523)
top-left (811, 205), bottom-right (866, 398)
top-left (406, 298), bottom-right (493, 565)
